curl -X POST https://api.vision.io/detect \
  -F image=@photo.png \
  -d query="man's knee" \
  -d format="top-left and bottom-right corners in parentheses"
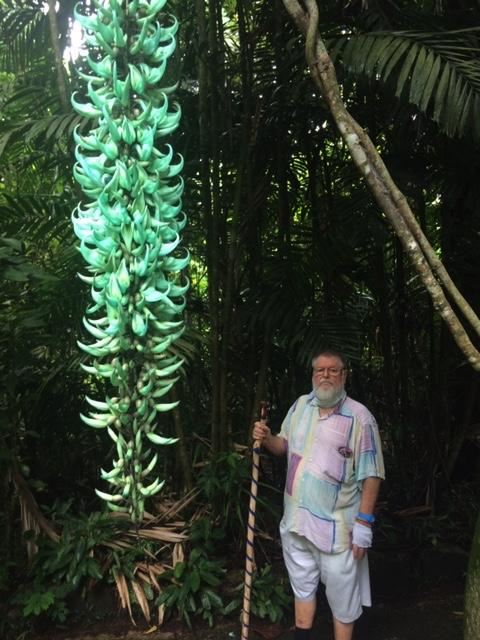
top-left (333, 617), bottom-right (355, 640)
top-left (294, 598), bottom-right (316, 628)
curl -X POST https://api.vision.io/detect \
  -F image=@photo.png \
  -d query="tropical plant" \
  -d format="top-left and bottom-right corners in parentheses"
top-left (157, 547), bottom-right (229, 628)
top-left (248, 565), bottom-right (292, 623)
top-left (331, 23), bottom-right (480, 140)
top-left (71, 0), bottom-right (189, 522)
top-left (11, 506), bottom-right (119, 628)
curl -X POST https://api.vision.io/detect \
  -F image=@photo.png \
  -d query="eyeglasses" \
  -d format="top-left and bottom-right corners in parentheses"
top-left (312, 367), bottom-right (345, 377)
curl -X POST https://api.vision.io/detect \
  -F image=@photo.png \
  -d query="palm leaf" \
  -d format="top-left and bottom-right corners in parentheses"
top-left (331, 27), bottom-right (480, 139)
top-left (0, 0), bottom-right (49, 73)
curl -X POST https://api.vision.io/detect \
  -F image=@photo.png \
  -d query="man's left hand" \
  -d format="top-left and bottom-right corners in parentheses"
top-left (351, 521), bottom-right (372, 560)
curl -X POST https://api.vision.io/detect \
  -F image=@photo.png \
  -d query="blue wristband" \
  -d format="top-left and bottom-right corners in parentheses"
top-left (357, 512), bottom-right (375, 524)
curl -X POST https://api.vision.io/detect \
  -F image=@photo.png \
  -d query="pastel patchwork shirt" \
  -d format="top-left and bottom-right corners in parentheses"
top-left (279, 392), bottom-right (385, 554)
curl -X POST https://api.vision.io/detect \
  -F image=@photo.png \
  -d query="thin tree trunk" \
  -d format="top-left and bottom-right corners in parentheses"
top-left (47, 0), bottom-right (69, 112)
top-left (217, 0), bottom-right (256, 450)
top-left (207, 0), bottom-right (228, 453)
top-left (195, 0), bottom-right (222, 452)
top-left (374, 246), bottom-right (398, 434)
top-left (172, 387), bottom-right (193, 492)
top-left (395, 240), bottom-right (408, 435)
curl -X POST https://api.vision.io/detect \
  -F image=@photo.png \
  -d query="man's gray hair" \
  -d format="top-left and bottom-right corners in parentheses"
top-left (311, 348), bottom-right (348, 369)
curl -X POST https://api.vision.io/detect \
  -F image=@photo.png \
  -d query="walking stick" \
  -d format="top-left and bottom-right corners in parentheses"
top-left (241, 401), bottom-right (268, 640)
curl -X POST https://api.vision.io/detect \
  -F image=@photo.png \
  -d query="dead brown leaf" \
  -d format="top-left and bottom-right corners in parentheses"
top-left (172, 542), bottom-right (184, 566)
top-left (112, 568), bottom-right (135, 625)
top-left (131, 578), bottom-right (151, 623)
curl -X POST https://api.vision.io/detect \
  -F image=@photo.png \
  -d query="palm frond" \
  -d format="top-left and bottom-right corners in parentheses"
top-left (0, 0), bottom-right (50, 73)
top-left (0, 86), bottom-right (86, 164)
top-left (331, 27), bottom-right (480, 139)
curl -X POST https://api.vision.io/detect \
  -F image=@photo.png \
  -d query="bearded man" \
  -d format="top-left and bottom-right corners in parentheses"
top-left (252, 349), bottom-right (385, 640)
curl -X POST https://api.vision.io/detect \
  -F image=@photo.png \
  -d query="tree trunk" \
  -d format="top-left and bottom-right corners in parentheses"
top-left (195, 0), bottom-right (221, 452)
top-left (374, 246), bottom-right (398, 435)
top-left (172, 386), bottom-right (193, 492)
top-left (394, 239), bottom-right (408, 440)
top-left (464, 509), bottom-right (480, 640)
top-left (207, 0), bottom-right (228, 453)
top-left (47, 0), bottom-right (69, 112)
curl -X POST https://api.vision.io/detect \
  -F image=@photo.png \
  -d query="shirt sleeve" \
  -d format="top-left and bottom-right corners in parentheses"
top-left (354, 413), bottom-right (385, 482)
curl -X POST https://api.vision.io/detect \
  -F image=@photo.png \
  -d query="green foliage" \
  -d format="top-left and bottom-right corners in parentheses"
top-left (33, 508), bottom-right (116, 585)
top-left (196, 451), bottom-right (251, 543)
top-left (17, 587), bottom-right (68, 623)
top-left (22, 590), bottom-right (55, 617)
top-left (249, 566), bottom-right (292, 623)
top-left (332, 27), bottom-right (480, 139)
top-left (228, 565), bottom-right (292, 624)
top-left (157, 548), bottom-right (229, 628)
top-left (188, 516), bottom-right (227, 554)
top-left (14, 504), bottom-right (122, 624)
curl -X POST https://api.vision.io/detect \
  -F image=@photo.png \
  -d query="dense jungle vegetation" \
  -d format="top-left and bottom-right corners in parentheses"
top-left (1, 0), bottom-right (480, 638)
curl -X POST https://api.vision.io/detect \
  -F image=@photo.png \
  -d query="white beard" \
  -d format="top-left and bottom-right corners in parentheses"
top-left (313, 383), bottom-right (346, 408)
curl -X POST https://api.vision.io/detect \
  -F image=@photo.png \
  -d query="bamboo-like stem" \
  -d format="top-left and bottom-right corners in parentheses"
top-left (283, 0), bottom-right (480, 371)
top-left (47, 0), bottom-right (69, 112)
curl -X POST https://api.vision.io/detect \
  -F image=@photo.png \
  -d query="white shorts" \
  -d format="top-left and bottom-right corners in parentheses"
top-left (280, 527), bottom-right (371, 624)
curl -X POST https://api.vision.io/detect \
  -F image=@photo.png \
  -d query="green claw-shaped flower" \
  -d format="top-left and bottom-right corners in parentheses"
top-left (72, 0), bottom-right (188, 523)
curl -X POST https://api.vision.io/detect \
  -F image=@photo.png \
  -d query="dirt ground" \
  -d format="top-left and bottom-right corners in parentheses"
top-left (30, 547), bottom-right (467, 640)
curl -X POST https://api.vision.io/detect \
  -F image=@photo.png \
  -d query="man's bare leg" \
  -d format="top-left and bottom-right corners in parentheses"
top-left (294, 598), bottom-right (316, 631)
top-left (333, 617), bottom-right (354, 640)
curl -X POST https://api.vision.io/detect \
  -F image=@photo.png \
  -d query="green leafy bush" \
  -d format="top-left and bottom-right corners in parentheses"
top-left (157, 547), bottom-right (231, 627)
top-left (250, 566), bottom-right (291, 622)
top-left (14, 505), bottom-right (123, 625)
top-left (196, 451), bottom-right (253, 546)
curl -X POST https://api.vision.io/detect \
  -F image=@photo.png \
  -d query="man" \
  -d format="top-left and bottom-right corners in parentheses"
top-left (253, 349), bottom-right (384, 640)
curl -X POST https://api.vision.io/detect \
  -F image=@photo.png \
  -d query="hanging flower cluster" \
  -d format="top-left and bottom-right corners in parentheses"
top-left (71, 0), bottom-right (188, 522)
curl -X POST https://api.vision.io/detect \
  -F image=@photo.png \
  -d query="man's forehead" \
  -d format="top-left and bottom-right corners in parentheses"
top-left (313, 354), bottom-right (343, 366)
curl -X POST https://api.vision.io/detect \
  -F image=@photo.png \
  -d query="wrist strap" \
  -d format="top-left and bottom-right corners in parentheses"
top-left (357, 511), bottom-right (375, 524)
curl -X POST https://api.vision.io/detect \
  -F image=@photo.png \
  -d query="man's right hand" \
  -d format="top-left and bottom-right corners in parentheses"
top-left (252, 420), bottom-right (271, 442)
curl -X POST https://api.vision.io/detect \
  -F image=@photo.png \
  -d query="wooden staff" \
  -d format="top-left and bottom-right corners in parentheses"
top-left (241, 401), bottom-right (268, 640)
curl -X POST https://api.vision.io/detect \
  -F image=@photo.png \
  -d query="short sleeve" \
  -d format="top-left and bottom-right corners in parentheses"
top-left (354, 415), bottom-right (385, 482)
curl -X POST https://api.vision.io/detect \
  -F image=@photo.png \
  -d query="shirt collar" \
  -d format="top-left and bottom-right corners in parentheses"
top-left (307, 390), bottom-right (347, 414)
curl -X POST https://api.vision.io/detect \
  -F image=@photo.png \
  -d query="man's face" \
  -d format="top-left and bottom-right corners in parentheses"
top-left (312, 355), bottom-right (347, 405)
